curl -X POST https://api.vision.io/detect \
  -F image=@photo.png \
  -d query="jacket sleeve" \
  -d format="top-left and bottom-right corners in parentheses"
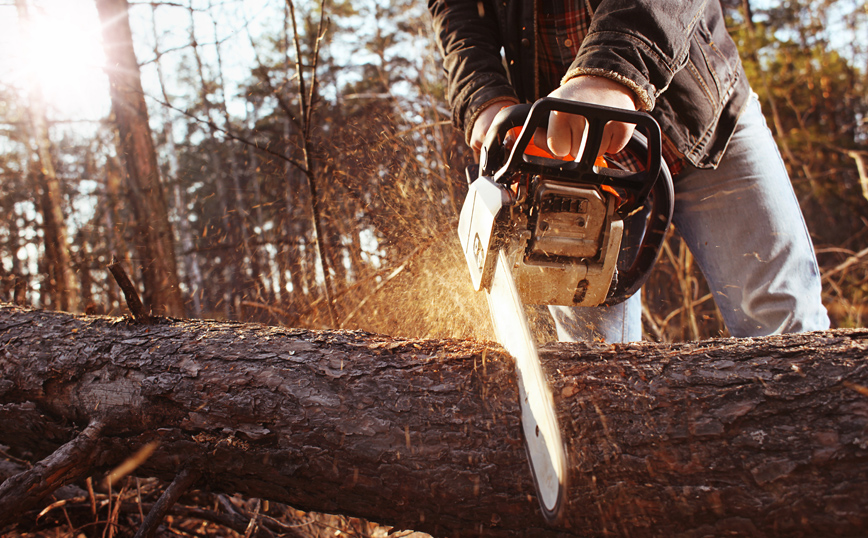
top-left (565, 0), bottom-right (748, 167)
top-left (563, 0), bottom-right (712, 111)
top-left (428, 0), bottom-right (519, 143)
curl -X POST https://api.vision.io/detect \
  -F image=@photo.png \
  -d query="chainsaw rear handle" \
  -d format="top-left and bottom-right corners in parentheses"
top-left (603, 129), bottom-right (674, 306)
top-left (480, 98), bottom-right (663, 215)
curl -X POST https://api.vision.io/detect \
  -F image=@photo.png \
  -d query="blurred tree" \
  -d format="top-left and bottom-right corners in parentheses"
top-left (14, 0), bottom-right (79, 313)
top-left (95, 0), bottom-right (185, 317)
top-left (0, 143), bottom-right (29, 307)
top-left (149, 3), bottom-right (205, 318)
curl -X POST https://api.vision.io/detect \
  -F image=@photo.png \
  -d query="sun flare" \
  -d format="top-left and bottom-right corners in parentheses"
top-left (8, 0), bottom-right (110, 118)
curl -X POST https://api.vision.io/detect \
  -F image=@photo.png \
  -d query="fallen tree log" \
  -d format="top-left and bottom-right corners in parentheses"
top-left (1, 303), bottom-right (867, 537)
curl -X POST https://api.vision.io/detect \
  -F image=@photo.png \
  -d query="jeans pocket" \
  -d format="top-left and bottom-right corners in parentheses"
top-left (687, 19), bottom-right (740, 107)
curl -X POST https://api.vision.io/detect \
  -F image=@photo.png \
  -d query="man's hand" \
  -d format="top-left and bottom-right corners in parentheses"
top-left (469, 76), bottom-right (638, 161)
top-left (546, 76), bottom-right (639, 159)
top-left (470, 99), bottom-right (517, 157)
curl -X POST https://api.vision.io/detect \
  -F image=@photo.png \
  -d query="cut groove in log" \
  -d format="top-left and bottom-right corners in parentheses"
top-left (1, 304), bottom-right (867, 537)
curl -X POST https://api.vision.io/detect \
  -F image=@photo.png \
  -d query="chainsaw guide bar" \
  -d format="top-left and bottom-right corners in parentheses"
top-left (457, 98), bottom-right (673, 523)
top-left (487, 246), bottom-right (568, 522)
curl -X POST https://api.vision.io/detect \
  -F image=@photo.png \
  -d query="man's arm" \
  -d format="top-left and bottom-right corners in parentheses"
top-left (427, 0), bottom-right (518, 146)
top-left (546, 0), bottom-right (714, 159)
top-left (566, 0), bottom-right (712, 112)
top-left (433, 0), bottom-right (715, 160)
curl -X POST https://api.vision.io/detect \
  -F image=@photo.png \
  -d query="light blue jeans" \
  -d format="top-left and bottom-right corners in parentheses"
top-left (549, 94), bottom-right (830, 342)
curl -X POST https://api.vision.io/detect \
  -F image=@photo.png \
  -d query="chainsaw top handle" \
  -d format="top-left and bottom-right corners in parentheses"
top-left (479, 97), bottom-right (663, 215)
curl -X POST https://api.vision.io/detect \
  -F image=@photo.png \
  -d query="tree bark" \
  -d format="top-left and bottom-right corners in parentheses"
top-left (95, 0), bottom-right (184, 318)
top-left (1, 303), bottom-right (867, 537)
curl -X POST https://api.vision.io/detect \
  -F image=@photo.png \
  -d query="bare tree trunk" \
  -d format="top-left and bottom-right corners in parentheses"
top-left (185, 0), bottom-right (244, 321)
top-left (0, 230), bottom-right (21, 306)
top-left (150, 3), bottom-right (203, 318)
top-left (76, 230), bottom-right (96, 313)
top-left (0, 182), bottom-right (27, 307)
top-left (209, 4), bottom-right (265, 318)
top-left (34, 170), bottom-right (60, 309)
top-left (15, 0), bottom-right (79, 313)
top-left (95, 0), bottom-right (184, 318)
top-left (102, 154), bottom-right (128, 313)
top-left (286, 0), bottom-right (338, 327)
top-left (245, 107), bottom-right (278, 314)
top-left (279, 10), bottom-right (310, 317)
top-left (283, 160), bottom-right (308, 307)
top-left (2, 157), bottom-right (31, 308)
top-left (1, 304), bottom-right (867, 537)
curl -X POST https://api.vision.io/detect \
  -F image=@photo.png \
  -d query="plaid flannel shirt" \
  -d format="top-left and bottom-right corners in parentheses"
top-left (537, 0), bottom-right (686, 176)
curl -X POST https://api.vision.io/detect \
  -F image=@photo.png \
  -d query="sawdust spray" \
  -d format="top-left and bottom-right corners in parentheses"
top-left (340, 232), bottom-right (496, 341)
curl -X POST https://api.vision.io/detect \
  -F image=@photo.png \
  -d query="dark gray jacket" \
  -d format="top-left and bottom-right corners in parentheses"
top-left (428, 0), bottom-right (751, 168)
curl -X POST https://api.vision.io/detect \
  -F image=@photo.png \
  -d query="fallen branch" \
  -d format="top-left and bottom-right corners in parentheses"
top-left (107, 257), bottom-right (151, 324)
top-left (0, 421), bottom-right (105, 522)
top-left (134, 467), bottom-right (200, 538)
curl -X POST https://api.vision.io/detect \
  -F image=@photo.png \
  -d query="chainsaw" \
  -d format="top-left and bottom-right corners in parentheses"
top-left (457, 97), bottom-right (674, 522)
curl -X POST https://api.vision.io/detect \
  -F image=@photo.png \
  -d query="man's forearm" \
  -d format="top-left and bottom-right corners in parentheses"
top-left (428, 0), bottom-right (517, 137)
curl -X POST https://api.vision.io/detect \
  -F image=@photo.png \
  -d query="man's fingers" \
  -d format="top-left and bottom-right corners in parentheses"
top-left (504, 103), bottom-right (637, 160)
top-left (570, 115), bottom-right (586, 158)
top-left (531, 127), bottom-right (548, 152)
top-left (547, 115), bottom-right (636, 160)
top-left (546, 111), bottom-right (570, 157)
top-left (599, 121), bottom-right (636, 157)
top-left (547, 111), bottom-right (586, 158)
top-left (470, 99), bottom-right (518, 157)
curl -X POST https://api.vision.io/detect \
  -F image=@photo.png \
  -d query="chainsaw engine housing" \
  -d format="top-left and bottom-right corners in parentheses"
top-left (515, 179), bottom-right (623, 307)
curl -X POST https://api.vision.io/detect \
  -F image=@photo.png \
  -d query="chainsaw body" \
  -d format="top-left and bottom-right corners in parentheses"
top-left (459, 175), bottom-right (624, 307)
top-left (458, 98), bottom-right (674, 309)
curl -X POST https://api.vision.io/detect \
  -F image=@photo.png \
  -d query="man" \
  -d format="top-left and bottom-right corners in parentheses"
top-left (429, 0), bottom-right (829, 342)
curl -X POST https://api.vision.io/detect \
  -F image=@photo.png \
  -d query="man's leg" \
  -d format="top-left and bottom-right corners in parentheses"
top-left (549, 93), bottom-right (829, 342)
top-left (548, 292), bottom-right (642, 343)
top-left (671, 94), bottom-right (829, 336)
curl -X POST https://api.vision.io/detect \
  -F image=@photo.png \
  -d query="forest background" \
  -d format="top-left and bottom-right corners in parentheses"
top-left (1, 0), bottom-right (867, 342)
top-left (0, 0), bottom-right (867, 535)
